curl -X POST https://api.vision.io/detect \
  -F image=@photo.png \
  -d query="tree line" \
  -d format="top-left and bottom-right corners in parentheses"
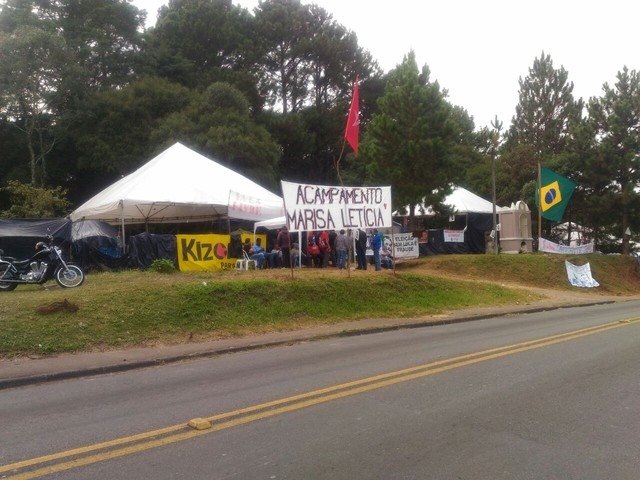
top-left (1, 0), bottom-right (639, 253)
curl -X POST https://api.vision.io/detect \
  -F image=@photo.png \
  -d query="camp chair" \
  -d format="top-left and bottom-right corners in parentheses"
top-left (235, 250), bottom-right (257, 270)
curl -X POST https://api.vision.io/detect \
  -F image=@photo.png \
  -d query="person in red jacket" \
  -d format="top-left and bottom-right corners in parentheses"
top-left (318, 230), bottom-right (331, 268)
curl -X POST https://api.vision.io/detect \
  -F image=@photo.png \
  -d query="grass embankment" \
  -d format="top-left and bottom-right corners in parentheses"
top-left (1, 253), bottom-right (638, 358)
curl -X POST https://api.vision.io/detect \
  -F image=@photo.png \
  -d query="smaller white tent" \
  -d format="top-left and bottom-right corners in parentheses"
top-left (253, 216), bottom-right (304, 267)
top-left (253, 216), bottom-right (287, 232)
top-left (70, 142), bottom-right (283, 224)
top-left (397, 186), bottom-right (498, 216)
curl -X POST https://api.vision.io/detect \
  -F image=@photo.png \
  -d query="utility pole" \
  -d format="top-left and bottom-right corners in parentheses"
top-left (490, 117), bottom-right (503, 255)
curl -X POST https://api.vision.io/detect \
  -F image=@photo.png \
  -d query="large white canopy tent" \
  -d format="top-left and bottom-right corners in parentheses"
top-left (70, 142), bottom-right (284, 229)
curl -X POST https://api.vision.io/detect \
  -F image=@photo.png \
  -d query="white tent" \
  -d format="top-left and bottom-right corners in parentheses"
top-left (397, 186), bottom-right (498, 216)
top-left (253, 216), bottom-right (287, 231)
top-left (70, 142), bottom-right (283, 225)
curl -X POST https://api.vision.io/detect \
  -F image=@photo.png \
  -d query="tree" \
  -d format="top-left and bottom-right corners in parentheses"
top-left (152, 82), bottom-right (281, 189)
top-left (587, 67), bottom-right (640, 254)
top-left (0, 0), bottom-right (145, 189)
top-left (502, 52), bottom-right (584, 239)
top-left (145, 0), bottom-right (260, 106)
top-left (0, 25), bottom-right (79, 186)
top-left (72, 76), bottom-right (195, 189)
top-left (509, 52), bottom-right (583, 158)
top-left (0, 180), bottom-right (71, 218)
top-left (253, 0), bottom-right (313, 114)
top-left (359, 51), bottom-right (460, 219)
top-left (58, 0), bottom-right (145, 89)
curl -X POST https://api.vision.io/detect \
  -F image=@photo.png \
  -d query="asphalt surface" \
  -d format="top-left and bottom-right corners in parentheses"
top-left (0, 295), bottom-right (620, 390)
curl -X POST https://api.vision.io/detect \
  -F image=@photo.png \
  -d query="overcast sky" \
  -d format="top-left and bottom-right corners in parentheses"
top-left (133, 0), bottom-right (640, 130)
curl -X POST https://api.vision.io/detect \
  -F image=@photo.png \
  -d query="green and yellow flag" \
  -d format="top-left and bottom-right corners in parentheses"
top-left (536, 166), bottom-right (576, 222)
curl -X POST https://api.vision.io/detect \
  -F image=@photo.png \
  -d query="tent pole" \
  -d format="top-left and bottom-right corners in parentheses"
top-left (119, 200), bottom-right (126, 253)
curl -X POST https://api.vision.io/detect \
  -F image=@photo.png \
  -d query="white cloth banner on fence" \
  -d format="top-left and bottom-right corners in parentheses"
top-left (565, 261), bottom-right (599, 288)
top-left (281, 181), bottom-right (392, 232)
top-left (539, 237), bottom-right (594, 254)
top-left (444, 229), bottom-right (465, 243)
top-left (392, 233), bottom-right (419, 259)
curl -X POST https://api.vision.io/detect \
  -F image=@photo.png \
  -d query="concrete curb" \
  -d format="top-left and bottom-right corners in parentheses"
top-left (0, 300), bottom-right (615, 390)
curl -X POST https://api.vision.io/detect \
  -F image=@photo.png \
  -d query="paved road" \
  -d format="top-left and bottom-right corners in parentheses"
top-left (2, 301), bottom-right (640, 479)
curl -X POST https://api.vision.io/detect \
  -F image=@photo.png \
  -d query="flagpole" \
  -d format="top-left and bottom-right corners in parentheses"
top-left (335, 139), bottom-right (347, 186)
top-left (334, 140), bottom-right (351, 278)
top-left (537, 160), bottom-right (542, 248)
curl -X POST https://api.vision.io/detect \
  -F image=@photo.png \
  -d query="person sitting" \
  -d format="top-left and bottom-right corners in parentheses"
top-left (242, 238), bottom-right (252, 255)
top-left (265, 244), bottom-right (282, 268)
top-left (249, 238), bottom-right (266, 269)
top-left (380, 241), bottom-right (394, 269)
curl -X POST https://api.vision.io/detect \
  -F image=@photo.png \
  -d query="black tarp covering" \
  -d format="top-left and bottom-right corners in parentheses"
top-left (70, 220), bottom-right (127, 271)
top-left (419, 213), bottom-right (493, 255)
top-left (127, 233), bottom-right (177, 269)
top-left (0, 219), bottom-right (72, 260)
top-left (0, 218), bottom-right (129, 271)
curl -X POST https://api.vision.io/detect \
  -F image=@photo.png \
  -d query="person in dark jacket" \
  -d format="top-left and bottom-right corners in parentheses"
top-left (370, 229), bottom-right (383, 271)
top-left (356, 228), bottom-right (368, 270)
top-left (276, 226), bottom-right (291, 268)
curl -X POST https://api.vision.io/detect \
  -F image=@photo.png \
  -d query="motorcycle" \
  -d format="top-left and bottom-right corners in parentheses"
top-left (0, 236), bottom-right (85, 291)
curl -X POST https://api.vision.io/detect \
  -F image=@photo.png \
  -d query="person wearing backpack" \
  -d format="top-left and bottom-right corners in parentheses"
top-left (318, 230), bottom-right (331, 268)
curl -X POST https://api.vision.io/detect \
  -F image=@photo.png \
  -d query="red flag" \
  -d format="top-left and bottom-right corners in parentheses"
top-left (344, 76), bottom-right (359, 155)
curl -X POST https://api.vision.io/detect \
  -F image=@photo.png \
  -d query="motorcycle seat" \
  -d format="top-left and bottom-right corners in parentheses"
top-left (5, 257), bottom-right (27, 265)
top-left (0, 250), bottom-right (18, 263)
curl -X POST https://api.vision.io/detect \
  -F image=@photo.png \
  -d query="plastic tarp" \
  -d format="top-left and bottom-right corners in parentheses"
top-left (70, 142), bottom-right (284, 225)
top-left (0, 218), bottom-right (130, 270)
top-left (128, 233), bottom-right (176, 269)
top-left (0, 219), bottom-right (72, 260)
top-left (69, 220), bottom-right (127, 271)
top-left (419, 213), bottom-right (494, 255)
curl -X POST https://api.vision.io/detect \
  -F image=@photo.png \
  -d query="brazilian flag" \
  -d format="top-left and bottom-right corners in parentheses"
top-left (536, 166), bottom-right (576, 222)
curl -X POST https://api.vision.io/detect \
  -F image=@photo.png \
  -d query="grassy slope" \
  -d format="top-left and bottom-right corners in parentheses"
top-left (1, 253), bottom-right (638, 357)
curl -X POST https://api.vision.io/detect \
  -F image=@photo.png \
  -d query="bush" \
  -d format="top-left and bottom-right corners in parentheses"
top-left (149, 258), bottom-right (176, 273)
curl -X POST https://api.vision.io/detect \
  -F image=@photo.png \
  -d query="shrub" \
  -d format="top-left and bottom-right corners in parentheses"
top-left (149, 258), bottom-right (176, 273)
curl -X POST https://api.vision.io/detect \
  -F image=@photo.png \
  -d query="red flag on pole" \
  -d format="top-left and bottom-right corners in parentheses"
top-left (344, 76), bottom-right (359, 155)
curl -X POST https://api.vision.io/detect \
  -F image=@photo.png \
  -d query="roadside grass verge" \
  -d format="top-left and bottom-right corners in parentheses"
top-left (0, 269), bottom-right (532, 358)
top-left (2, 253), bottom-right (638, 358)
top-left (402, 253), bottom-right (640, 294)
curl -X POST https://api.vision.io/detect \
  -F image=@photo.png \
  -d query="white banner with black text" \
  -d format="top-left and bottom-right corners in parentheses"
top-left (281, 181), bottom-right (392, 232)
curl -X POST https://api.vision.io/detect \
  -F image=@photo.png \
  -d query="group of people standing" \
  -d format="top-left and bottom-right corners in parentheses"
top-left (243, 227), bottom-right (392, 271)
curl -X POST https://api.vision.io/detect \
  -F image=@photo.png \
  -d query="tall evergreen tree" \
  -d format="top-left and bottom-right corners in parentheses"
top-left (359, 51), bottom-right (459, 218)
top-left (502, 52), bottom-right (583, 239)
top-left (587, 67), bottom-right (640, 254)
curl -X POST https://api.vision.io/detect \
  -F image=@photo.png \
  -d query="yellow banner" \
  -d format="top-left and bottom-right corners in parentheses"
top-left (176, 234), bottom-right (266, 271)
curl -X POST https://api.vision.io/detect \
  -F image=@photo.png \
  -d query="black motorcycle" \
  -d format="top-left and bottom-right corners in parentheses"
top-left (0, 236), bottom-right (85, 291)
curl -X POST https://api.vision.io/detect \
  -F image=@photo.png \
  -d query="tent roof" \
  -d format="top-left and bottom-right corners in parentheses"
top-left (398, 186), bottom-right (499, 216)
top-left (444, 186), bottom-right (496, 214)
top-left (254, 216), bottom-right (286, 231)
top-left (70, 142), bottom-right (283, 224)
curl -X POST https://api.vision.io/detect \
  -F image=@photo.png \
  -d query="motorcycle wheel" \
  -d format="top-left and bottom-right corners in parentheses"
top-left (55, 264), bottom-right (85, 288)
top-left (0, 264), bottom-right (17, 291)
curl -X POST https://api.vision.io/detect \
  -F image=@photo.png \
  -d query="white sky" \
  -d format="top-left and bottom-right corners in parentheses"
top-left (133, 0), bottom-right (640, 130)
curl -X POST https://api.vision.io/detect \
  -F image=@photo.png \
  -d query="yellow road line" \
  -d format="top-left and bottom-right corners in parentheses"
top-left (4, 317), bottom-right (639, 479)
